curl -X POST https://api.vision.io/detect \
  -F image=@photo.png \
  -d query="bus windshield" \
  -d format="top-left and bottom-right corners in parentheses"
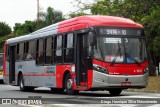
top-left (94, 37), bottom-right (147, 64)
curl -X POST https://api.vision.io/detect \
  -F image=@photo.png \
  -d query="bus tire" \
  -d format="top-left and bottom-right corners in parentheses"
top-left (26, 87), bottom-right (35, 92)
top-left (65, 74), bottom-right (79, 95)
top-left (109, 89), bottom-right (122, 96)
top-left (0, 80), bottom-right (3, 84)
top-left (50, 88), bottom-right (64, 93)
top-left (19, 75), bottom-right (26, 91)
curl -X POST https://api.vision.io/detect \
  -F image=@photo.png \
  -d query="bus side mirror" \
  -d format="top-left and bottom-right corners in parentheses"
top-left (88, 31), bottom-right (96, 46)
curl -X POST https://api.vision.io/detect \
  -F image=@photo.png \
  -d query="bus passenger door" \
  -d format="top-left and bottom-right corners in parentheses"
top-left (9, 45), bottom-right (16, 84)
top-left (75, 34), bottom-right (88, 87)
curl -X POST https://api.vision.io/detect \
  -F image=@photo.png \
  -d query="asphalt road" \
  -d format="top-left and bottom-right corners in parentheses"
top-left (0, 83), bottom-right (160, 107)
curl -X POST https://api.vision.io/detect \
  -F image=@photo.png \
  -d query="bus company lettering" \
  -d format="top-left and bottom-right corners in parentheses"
top-left (45, 83), bottom-right (54, 86)
top-left (45, 66), bottom-right (56, 74)
top-left (18, 65), bottom-right (23, 69)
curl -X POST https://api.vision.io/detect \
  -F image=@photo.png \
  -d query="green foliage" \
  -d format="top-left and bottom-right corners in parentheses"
top-left (153, 36), bottom-right (160, 53)
top-left (46, 7), bottom-right (64, 25)
top-left (0, 22), bottom-right (11, 37)
top-left (69, 12), bottom-right (88, 18)
top-left (0, 6), bottom-right (66, 52)
top-left (0, 22), bottom-right (12, 52)
top-left (143, 7), bottom-right (160, 53)
top-left (91, 0), bottom-right (158, 22)
top-left (13, 21), bottom-right (36, 36)
top-left (39, 7), bottom-right (65, 26)
top-left (35, 20), bottom-right (46, 30)
top-left (13, 7), bottom-right (65, 36)
top-left (0, 33), bottom-right (15, 52)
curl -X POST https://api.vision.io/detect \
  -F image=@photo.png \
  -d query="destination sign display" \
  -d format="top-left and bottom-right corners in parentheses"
top-left (100, 28), bottom-right (143, 36)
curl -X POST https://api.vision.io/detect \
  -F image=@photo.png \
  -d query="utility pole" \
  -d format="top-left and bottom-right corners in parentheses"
top-left (37, 0), bottom-right (39, 28)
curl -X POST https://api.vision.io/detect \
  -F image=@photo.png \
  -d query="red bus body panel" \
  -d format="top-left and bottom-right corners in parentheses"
top-left (93, 59), bottom-right (148, 75)
top-left (58, 16), bottom-right (143, 34)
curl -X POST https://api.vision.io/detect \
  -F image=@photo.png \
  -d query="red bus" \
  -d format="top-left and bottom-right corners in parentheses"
top-left (3, 16), bottom-right (148, 95)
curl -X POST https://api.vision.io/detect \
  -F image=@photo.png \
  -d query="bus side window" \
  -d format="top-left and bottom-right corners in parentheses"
top-left (26, 40), bottom-right (35, 60)
top-left (25, 42), bottom-right (29, 60)
top-left (16, 44), bottom-right (19, 60)
top-left (54, 35), bottom-right (63, 63)
top-left (17, 43), bottom-right (24, 61)
top-left (36, 39), bottom-right (45, 65)
top-left (64, 33), bottom-right (74, 63)
top-left (45, 37), bottom-right (52, 64)
top-left (6, 45), bottom-right (9, 61)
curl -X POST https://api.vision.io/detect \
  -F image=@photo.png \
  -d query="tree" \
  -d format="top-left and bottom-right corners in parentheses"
top-left (0, 22), bottom-right (11, 37)
top-left (143, 7), bottom-right (160, 74)
top-left (72, 0), bottom-right (95, 13)
top-left (39, 7), bottom-right (65, 26)
top-left (91, 0), bottom-right (160, 22)
top-left (68, 12), bottom-right (88, 18)
top-left (13, 7), bottom-right (65, 36)
top-left (73, 0), bottom-right (159, 22)
top-left (13, 21), bottom-right (36, 36)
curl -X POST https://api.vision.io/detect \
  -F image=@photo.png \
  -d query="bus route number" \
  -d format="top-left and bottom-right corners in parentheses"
top-left (106, 29), bottom-right (127, 35)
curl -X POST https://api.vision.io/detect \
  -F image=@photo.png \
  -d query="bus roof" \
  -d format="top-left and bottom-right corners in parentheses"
top-left (6, 15), bottom-right (143, 44)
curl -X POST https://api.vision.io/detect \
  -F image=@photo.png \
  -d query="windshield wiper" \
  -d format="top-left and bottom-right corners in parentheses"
top-left (125, 52), bottom-right (140, 66)
top-left (110, 41), bottom-right (121, 65)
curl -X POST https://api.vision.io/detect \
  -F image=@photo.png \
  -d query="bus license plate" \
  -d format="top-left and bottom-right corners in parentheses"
top-left (121, 82), bottom-right (131, 86)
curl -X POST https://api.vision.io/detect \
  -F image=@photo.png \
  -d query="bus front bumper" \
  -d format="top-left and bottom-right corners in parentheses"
top-left (91, 70), bottom-right (148, 89)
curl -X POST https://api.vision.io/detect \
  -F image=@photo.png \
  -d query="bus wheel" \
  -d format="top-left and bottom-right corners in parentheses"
top-left (19, 75), bottom-right (26, 91)
top-left (26, 87), bottom-right (35, 92)
top-left (65, 74), bottom-right (79, 95)
top-left (50, 88), bottom-right (64, 93)
top-left (109, 89), bottom-right (122, 96)
top-left (0, 80), bottom-right (3, 84)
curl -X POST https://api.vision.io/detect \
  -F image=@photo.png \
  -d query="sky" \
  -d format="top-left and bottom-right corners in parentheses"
top-left (0, 0), bottom-right (75, 29)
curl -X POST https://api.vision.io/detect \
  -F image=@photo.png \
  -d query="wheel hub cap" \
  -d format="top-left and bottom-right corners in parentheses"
top-left (67, 79), bottom-right (72, 90)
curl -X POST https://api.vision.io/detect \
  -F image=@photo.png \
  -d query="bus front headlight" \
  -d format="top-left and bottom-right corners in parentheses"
top-left (93, 64), bottom-right (108, 74)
